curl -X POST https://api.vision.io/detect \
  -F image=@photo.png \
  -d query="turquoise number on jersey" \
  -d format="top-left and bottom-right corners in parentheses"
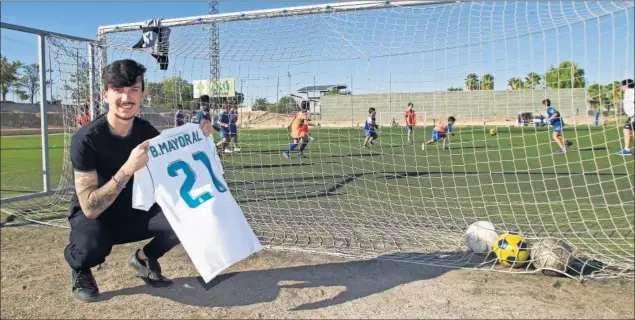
top-left (167, 152), bottom-right (227, 209)
top-left (192, 151), bottom-right (228, 194)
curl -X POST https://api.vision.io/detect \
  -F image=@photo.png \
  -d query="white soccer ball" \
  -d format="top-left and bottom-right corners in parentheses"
top-left (465, 221), bottom-right (498, 254)
top-left (530, 237), bottom-right (574, 277)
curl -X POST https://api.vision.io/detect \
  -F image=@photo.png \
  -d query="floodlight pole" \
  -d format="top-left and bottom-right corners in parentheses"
top-left (209, 1), bottom-right (221, 113)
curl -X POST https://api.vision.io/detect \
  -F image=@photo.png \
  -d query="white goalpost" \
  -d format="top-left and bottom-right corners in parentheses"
top-left (1, 1), bottom-right (633, 279)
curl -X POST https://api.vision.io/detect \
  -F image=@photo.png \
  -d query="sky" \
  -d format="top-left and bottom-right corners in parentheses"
top-left (1, 1), bottom-right (634, 105)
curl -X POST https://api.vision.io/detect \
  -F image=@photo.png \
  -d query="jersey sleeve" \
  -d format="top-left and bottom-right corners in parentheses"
top-left (70, 133), bottom-right (97, 172)
top-left (132, 165), bottom-right (156, 211)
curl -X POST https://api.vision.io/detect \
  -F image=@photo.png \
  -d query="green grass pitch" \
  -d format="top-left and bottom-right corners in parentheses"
top-left (1, 125), bottom-right (633, 259)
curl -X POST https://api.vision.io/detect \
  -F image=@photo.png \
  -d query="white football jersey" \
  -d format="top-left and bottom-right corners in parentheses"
top-left (132, 123), bottom-right (262, 283)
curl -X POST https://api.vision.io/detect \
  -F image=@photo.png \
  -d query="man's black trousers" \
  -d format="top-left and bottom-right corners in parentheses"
top-left (64, 205), bottom-right (180, 270)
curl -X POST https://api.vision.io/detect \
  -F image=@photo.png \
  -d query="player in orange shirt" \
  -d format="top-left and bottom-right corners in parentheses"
top-left (422, 116), bottom-right (456, 150)
top-left (76, 105), bottom-right (91, 128)
top-left (404, 102), bottom-right (416, 143)
top-left (283, 103), bottom-right (315, 158)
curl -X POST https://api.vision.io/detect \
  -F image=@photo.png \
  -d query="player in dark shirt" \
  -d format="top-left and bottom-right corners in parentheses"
top-left (65, 59), bottom-right (215, 302)
top-left (174, 104), bottom-right (185, 127)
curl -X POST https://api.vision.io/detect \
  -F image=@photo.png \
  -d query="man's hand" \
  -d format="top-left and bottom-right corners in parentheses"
top-left (199, 119), bottom-right (213, 136)
top-left (123, 140), bottom-right (150, 174)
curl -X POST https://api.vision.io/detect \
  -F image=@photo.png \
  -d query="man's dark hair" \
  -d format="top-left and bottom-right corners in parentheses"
top-left (408, 102), bottom-right (413, 107)
top-left (369, 107), bottom-right (376, 114)
top-left (448, 116), bottom-right (456, 122)
top-left (177, 104), bottom-right (183, 110)
top-left (622, 79), bottom-right (634, 89)
top-left (542, 98), bottom-right (551, 106)
top-left (200, 95), bottom-right (210, 103)
top-left (301, 100), bottom-right (309, 111)
top-left (102, 59), bottom-right (146, 91)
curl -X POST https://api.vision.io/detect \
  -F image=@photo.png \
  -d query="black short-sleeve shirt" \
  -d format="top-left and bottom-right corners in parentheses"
top-left (69, 115), bottom-right (160, 219)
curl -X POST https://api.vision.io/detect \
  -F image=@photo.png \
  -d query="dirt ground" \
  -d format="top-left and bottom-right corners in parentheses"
top-left (1, 225), bottom-right (633, 319)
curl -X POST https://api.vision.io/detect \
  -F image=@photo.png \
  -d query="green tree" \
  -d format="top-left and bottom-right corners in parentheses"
top-left (481, 74), bottom-right (495, 90)
top-left (601, 81), bottom-right (623, 113)
top-left (447, 87), bottom-right (463, 91)
top-left (324, 87), bottom-right (352, 96)
top-left (271, 96), bottom-right (296, 114)
top-left (587, 83), bottom-right (602, 106)
top-left (61, 60), bottom-right (90, 106)
top-left (525, 72), bottom-right (542, 89)
top-left (162, 76), bottom-right (193, 106)
top-left (587, 81), bottom-right (622, 112)
top-left (465, 73), bottom-right (480, 91)
top-left (15, 89), bottom-right (29, 102)
top-left (17, 63), bottom-right (40, 104)
top-left (544, 61), bottom-right (586, 89)
top-left (252, 97), bottom-right (268, 111)
top-left (0, 56), bottom-right (22, 102)
top-left (507, 78), bottom-right (524, 90)
top-left (145, 77), bottom-right (194, 109)
top-left (145, 82), bottom-right (164, 99)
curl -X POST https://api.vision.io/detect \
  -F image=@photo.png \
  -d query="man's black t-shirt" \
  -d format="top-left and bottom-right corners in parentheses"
top-left (69, 114), bottom-right (159, 219)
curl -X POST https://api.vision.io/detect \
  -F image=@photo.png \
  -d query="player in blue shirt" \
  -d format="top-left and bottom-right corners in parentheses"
top-left (422, 116), bottom-right (456, 150)
top-left (363, 108), bottom-right (379, 148)
top-left (194, 95), bottom-right (210, 124)
top-left (543, 99), bottom-right (573, 153)
top-left (216, 105), bottom-right (232, 155)
top-left (229, 105), bottom-right (240, 152)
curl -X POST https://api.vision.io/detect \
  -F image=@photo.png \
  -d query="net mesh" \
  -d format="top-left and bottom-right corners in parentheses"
top-left (1, 1), bottom-right (633, 279)
top-left (1, 35), bottom-right (102, 225)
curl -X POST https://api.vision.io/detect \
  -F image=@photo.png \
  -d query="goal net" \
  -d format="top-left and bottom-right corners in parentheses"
top-left (3, 1), bottom-right (634, 279)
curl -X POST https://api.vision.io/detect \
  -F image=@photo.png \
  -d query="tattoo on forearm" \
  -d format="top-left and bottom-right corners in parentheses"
top-left (74, 168), bottom-right (133, 217)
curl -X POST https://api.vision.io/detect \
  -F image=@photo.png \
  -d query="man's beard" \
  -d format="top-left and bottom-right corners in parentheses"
top-left (114, 112), bottom-right (136, 121)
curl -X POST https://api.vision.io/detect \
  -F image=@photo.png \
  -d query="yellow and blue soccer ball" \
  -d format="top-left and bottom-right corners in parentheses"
top-left (492, 232), bottom-right (530, 268)
top-left (489, 128), bottom-right (497, 136)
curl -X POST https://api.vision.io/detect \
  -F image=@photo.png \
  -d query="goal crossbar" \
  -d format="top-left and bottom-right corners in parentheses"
top-left (97, 0), bottom-right (454, 34)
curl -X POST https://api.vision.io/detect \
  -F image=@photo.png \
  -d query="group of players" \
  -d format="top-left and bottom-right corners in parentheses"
top-left (180, 78), bottom-right (634, 158)
top-left (283, 79), bottom-right (634, 156)
top-left (175, 94), bottom-right (241, 156)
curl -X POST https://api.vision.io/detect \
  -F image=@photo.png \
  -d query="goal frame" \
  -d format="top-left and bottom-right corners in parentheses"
top-left (97, 1), bottom-right (453, 34)
top-left (0, 22), bottom-right (99, 205)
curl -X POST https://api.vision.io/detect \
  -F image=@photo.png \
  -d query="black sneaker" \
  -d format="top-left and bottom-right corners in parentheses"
top-left (129, 249), bottom-right (173, 287)
top-left (71, 268), bottom-right (99, 302)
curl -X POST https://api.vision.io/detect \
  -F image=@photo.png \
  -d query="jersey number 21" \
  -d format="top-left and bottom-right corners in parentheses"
top-left (167, 151), bottom-right (228, 208)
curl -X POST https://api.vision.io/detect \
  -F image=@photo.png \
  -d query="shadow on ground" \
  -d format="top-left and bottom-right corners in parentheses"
top-left (97, 251), bottom-right (480, 311)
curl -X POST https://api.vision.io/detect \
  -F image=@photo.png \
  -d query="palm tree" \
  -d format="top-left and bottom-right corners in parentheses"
top-left (524, 72), bottom-right (542, 89)
top-left (481, 74), bottom-right (495, 90)
top-left (544, 61), bottom-right (586, 88)
top-left (507, 78), bottom-right (524, 90)
top-left (465, 73), bottom-right (480, 91)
